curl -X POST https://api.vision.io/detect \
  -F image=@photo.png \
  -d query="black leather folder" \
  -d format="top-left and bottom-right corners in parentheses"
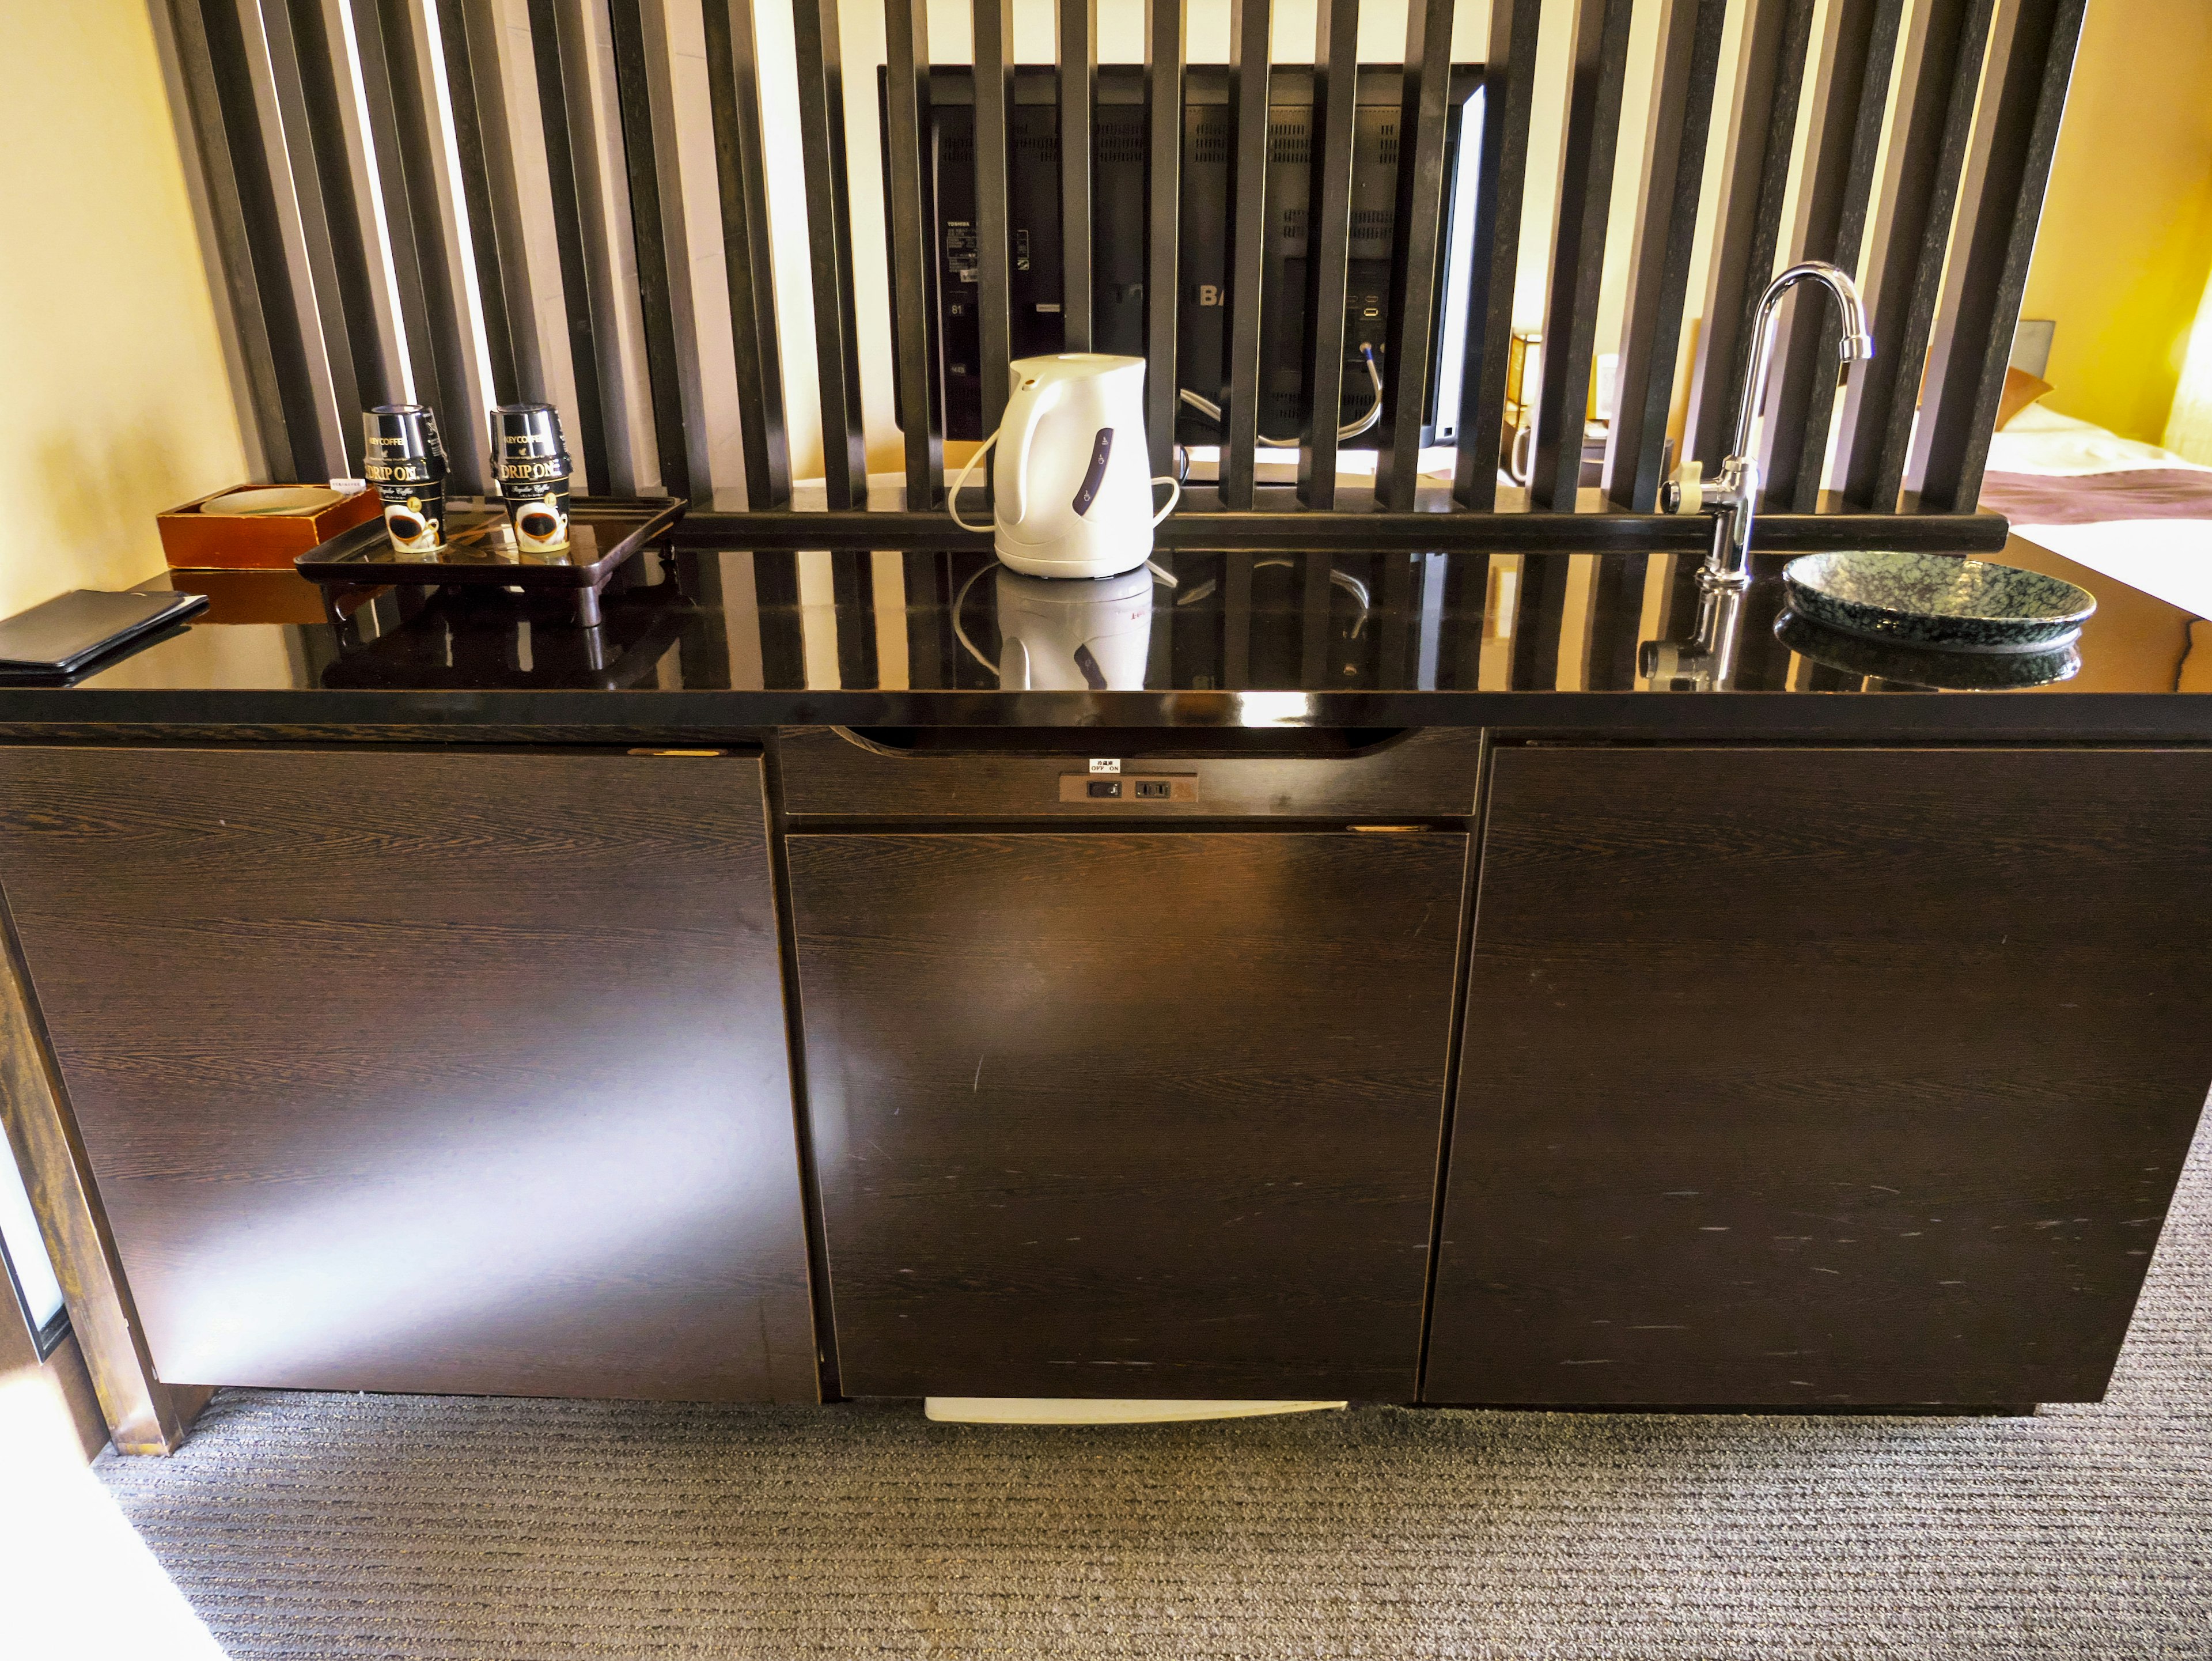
top-left (0, 589), bottom-right (210, 682)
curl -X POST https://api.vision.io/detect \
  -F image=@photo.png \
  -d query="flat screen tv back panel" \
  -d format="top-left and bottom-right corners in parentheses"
top-left (884, 66), bottom-right (1485, 448)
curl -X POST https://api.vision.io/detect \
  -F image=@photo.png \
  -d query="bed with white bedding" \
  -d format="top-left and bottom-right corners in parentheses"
top-left (1980, 404), bottom-right (2212, 617)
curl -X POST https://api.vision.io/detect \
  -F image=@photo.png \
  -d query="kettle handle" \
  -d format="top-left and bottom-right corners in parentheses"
top-left (998, 376), bottom-right (1060, 532)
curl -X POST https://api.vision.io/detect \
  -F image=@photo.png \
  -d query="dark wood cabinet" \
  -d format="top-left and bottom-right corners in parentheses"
top-left (1427, 746), bottom-right (2212, 1407)
top-left (789, 829), bottom-right (1468, 1399)
top-left (0, 747), bottom-right (815, 1401)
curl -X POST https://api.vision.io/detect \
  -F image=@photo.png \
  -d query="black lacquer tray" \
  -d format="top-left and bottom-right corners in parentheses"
top-left (296, 497), bottom-right (684, 626)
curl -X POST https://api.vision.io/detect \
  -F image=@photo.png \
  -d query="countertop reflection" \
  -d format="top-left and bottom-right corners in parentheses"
top-left (1, 540), bottom-right (2204, 735)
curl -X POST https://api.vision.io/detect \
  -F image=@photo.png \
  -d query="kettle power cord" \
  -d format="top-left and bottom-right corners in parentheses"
top-left (1177, 344), bottom-right (1383, 447)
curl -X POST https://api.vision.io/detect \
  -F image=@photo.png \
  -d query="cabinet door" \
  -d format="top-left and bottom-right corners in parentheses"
top-left (790, 830), bottom-right (1467, 1399)
top-left (0, 748), bottom-right (815, 1401)
top-left (1427, 747), bottom-right (2212, 1407)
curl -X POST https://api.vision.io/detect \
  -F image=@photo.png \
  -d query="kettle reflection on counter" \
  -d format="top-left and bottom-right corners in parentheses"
top-left (989, 567), bottom-right (1154, 691)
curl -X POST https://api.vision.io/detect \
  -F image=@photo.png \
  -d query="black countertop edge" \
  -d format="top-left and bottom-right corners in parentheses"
top-left (2, 687), bottom-right (2209, 743)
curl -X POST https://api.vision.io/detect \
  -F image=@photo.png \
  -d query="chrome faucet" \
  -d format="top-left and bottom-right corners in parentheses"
top-left (1661, 261), bottom-right (1875, 589)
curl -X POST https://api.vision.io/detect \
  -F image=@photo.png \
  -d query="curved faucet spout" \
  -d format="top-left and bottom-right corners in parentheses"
top-left (1660, 260), bottom-right (1872, 591)
top-left (1730, 260), bottom-right (1873, 459)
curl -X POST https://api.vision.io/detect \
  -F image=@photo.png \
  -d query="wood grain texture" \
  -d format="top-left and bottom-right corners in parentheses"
top-left (1427, 746), bottom-right (2212, 1406)
top-left (791, 830), bottom-right (1467, 1398)
top-left (0, 748), bottom-right (815, 1402)
top-left (775, 724), bottom-right (1484, 819)
top-left (2, 897), bottom-right (200, 1452)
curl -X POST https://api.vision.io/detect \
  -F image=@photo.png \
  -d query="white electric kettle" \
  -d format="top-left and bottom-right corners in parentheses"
top-left (949, 353), bottom-right (1180, 579)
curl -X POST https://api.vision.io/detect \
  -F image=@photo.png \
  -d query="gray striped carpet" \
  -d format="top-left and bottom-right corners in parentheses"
top-left (101, 1115), bottom-right (2211, 1660)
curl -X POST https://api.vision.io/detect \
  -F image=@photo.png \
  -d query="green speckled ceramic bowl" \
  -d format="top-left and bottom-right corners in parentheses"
top-left (1782, 551), bottom-right (2096, 652)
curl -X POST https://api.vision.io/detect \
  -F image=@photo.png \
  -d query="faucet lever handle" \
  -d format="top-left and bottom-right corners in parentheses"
top-left (1661, 459), bottom-right (1705, 516)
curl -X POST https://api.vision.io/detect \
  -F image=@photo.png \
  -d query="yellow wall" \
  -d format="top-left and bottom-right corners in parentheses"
top-left (2021, 0), bottom-right (2212, 444)
top-left (0, 2), bottom-right (248, 620)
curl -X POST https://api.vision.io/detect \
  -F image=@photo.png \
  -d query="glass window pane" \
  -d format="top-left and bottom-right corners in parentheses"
top-left (1, 1138), bottom-right (66, 1334)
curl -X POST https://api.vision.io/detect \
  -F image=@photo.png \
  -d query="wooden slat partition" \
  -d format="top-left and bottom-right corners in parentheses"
top-left (882, 0), bottom-right (942, 508)
top-left (262, 0), bottom-right (385, 468)
top-left (608, 0), bottom-right (700, 504)
top-left (1836, 0), bottom-right (1997, 511)
top-left (1684, 0), bottom-right (1816, 468)
top-left (1605, 0), bottom-right (1727, 511)
top-left (1143, 0), bottom-right (1184, 480)
top-left (1297, 0), bottom-right (1363, 509)
top-left (176, 0), bottom-right (321, 482)
top-left (1452, 0), bottom-right (1541, 510)
top-left (791, 0), bottom-right (869, 508)
top-left (1056, 0), bottom-right (1097, 352)
top-left (1376, 0), bottom-right (1459, 512)
top-left (1529, 0), bottom-right (1634, 510)
top-left (972, 1), bottom-right (1017, 445)
top-left (702, 0), bottom-right (792, 507)
top-left (1219, 0), bottom-right (1274, 509)
top-left (1761, 0), bottom-right (1903, 511)
top-left (442, 0), bottom-right (537, 408)
top-left (159, 0), bottom-right (2089, 542)
top-left (1919, 0), bottom-right (2085, 512)
top-left (523, 0), bottom-right (613, 493)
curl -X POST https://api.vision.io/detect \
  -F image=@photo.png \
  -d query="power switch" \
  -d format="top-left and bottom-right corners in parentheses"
top-left (1086, 780), bottom-right (1123, 799)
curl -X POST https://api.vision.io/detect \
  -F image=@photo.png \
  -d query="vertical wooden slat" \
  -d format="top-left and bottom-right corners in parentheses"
top-left (1604, 0), bottom-right (1726, 512)
top-left (1220, 0), bottom-right (1274, 508)
top-left (1683, 0), bottom-right (1816, 468)
top-left (609, 0), bottom-right (697, 504)
top-left (440, 0), bottom-right (533, 406)
top-left (365, 0), bottom-right (488, 491)
top-left (1761, 0), bottom-right (1903, 511)
top-left (1529, 0), bottom-right (1635, 511)
top-left (883, 0), bottom-right (943, 508)
top-left (792, 0), bottom-right (869, 508)
top-left (264, 0), bottom-right (389, 467)
top-left (702, 0), bottom-right (791, 507)
top-left (1584, 553), bottom-right (1650, 687)
top-left (1222, 553), bottom-right (1255, 687)
top-left (832, 551), bottom-right (881, 688)
top-left (1509, 554), bottom-right (1571, 686)
top-left (1299, 551), bottom-right (1335, 686)
top-left (1376, 0), bottom-right (1458, 512)
top-left (973, 0), bottom-right (1017, 447)
top-left (179, 0), bottom-right (321, 481)
top-left (1143, 0), bottom-right (1185, 480)
top-left (1920, 0), bottom-right (2083, 512)
top-left (523, 0), bottom-right (613, 491)
top-left (1836, 0), bottom-right (1997, 511)
top-left (1452, 0), bottom-right (1541, 510)
top-left (1056, 0), bottom-right (1097, 351)
top-left (1296, 0), bottom-right (1362, 509)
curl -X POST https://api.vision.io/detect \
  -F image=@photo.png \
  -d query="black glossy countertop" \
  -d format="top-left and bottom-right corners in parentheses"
top-left (2, 540), bottom-right (2207, 738)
